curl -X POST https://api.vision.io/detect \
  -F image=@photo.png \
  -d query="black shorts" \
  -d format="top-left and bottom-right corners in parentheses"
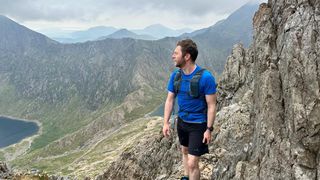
top-left (177, 116), bottom-right (209, 156)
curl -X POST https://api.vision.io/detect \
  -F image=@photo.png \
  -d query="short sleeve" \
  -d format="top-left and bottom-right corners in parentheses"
top-left (167, 71), bottom-right (176, 93)
top-left (203, 72), bottom-right (217, 95)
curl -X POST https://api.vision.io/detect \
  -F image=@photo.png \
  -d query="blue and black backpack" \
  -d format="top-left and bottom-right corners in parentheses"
top-left (173, 68), bottom-right (206, 98)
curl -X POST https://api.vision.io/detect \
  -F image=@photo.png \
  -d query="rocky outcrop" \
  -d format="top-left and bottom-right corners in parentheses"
top-left (96, 121), bottom-right (217, 180)
top-left (96, 121), bottom-right (181, 180)
top-left (214, 1), bottom-right (320, 179)
top-left (99, 0), bottom-right (320, 179)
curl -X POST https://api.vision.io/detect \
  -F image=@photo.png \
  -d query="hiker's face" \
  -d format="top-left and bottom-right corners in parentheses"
top-left (172, 46), bottom-right (186, 68)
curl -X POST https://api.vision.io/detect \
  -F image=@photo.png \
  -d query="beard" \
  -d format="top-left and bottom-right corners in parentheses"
top-left (175, 57), bottom-right (186, 68)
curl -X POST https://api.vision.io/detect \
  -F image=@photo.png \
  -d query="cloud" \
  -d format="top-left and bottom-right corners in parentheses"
top-left (0, 0), bottom-right (96, 21)
top-left (0, 0), bottom-right (266, 29)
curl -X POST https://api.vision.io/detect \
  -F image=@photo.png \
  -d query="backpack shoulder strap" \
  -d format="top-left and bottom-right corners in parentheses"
top-left (173, 69), bottom-right (182, 95)
top-left (189, 68), bottom-right (206, 98)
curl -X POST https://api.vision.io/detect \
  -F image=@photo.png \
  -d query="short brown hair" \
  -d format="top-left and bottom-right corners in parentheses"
top-left (177, 39), bottom-right (198, 62)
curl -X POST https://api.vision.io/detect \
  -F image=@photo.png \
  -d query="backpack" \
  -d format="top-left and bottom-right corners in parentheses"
top-left (173, 68), bottom-right (206, 98)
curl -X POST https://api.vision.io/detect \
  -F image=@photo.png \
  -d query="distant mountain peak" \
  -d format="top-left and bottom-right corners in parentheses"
top-left (0, 14), bottom-right (9, 19)
top-left (0, 15), bottom-right (17, 24)
top-left (0, 15), bottom-right (57, 50)
top-left (87, 26), bottom-right (117, 31)
top-left (110, 29), bottom-right (136, 36)
top-left (98, 28), bottom-right (156, 40)
top-left (117, 28), bottom-right (131, 32)
top-left (145, 24), bottom-right (169, 29)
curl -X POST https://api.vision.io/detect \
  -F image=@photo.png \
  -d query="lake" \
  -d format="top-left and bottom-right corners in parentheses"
top-left (149, 100), bottom-right (178, 117)
top-left (0, 116), bottom-right (39, 148)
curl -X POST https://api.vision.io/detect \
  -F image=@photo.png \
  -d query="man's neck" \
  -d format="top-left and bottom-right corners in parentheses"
top-left (181, 63), bottom-right (197, 75)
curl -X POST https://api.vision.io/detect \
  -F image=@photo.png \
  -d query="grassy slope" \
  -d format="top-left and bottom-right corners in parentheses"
top-left (23, 117), bottom-right (162, 178)
top-left (0, 82), bottom-right (107, 151)
top-left (0, 79), bottom-right (165, 177)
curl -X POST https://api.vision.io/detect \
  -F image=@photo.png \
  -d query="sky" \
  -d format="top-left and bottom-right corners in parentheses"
top-left (0, 0), bottom-right (266, 32)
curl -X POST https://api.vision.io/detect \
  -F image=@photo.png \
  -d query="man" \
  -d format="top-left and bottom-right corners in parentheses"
top-left (163, 39), bottom-right (217, 180)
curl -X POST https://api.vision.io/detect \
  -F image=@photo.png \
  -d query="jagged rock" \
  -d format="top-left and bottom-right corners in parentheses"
top-left (0, 161), bottom-right (8, 173)
top-left (211, 90), bottom-right (253, 179)
top-left (214, 1), bottom-right (320, 179)
top-left (48, 175), bottom-right (75, 180)
top-left (96, 127), bottom-right (181, 180)
top-left (0, 162), bottom-right (13, 179)
top-left (217, 43), bottom-right (254, 110)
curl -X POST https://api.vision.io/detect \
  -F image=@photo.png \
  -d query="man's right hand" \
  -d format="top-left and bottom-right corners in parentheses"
top-left (163, 91), bottom-right (175, 138)
top-left (162, 123), bottom-right (170, 137)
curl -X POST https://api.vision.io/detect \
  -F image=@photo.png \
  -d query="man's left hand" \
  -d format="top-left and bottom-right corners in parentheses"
top-left (202, 130), bottom-right (212, 145)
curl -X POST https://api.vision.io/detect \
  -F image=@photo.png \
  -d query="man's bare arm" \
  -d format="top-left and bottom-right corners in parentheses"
top-left (203, 93), bottom-right (217, 144)
top-left (163, 91), bottom-right (175, 137)
top-left (206, 93), bottom-right (217, 128)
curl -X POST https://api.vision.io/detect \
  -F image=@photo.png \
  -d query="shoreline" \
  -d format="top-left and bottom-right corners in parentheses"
top-left (0, 114), bottom-right (43, 153)
top-left (144, 103), bottom-right (164, 118)
top-left (0, 115), bottom-right (42, 128)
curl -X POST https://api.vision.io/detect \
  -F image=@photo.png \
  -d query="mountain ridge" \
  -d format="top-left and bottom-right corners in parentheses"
top-left (44, 24), bottom-right (192, 43)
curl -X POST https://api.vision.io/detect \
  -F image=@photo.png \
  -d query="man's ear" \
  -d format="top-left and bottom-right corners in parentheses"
top-left (184, 53), bottom-right (191, 61)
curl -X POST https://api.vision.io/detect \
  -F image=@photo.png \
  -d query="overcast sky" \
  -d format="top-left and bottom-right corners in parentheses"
top-left (0, 0), bottom-right (266, 31)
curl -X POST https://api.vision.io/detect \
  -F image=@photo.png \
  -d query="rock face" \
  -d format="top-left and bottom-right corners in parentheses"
top-left (215, 0), bottom-right (320, 179)
top-left (99, 1), bottom-right (320, 179)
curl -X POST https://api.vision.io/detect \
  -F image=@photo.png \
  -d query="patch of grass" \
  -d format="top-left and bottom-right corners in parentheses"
top-left (13, 150), bottom-right (85, 174)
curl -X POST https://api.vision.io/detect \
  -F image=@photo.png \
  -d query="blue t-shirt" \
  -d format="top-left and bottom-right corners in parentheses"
top-left (167, 65), bottom-right (217, 123)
